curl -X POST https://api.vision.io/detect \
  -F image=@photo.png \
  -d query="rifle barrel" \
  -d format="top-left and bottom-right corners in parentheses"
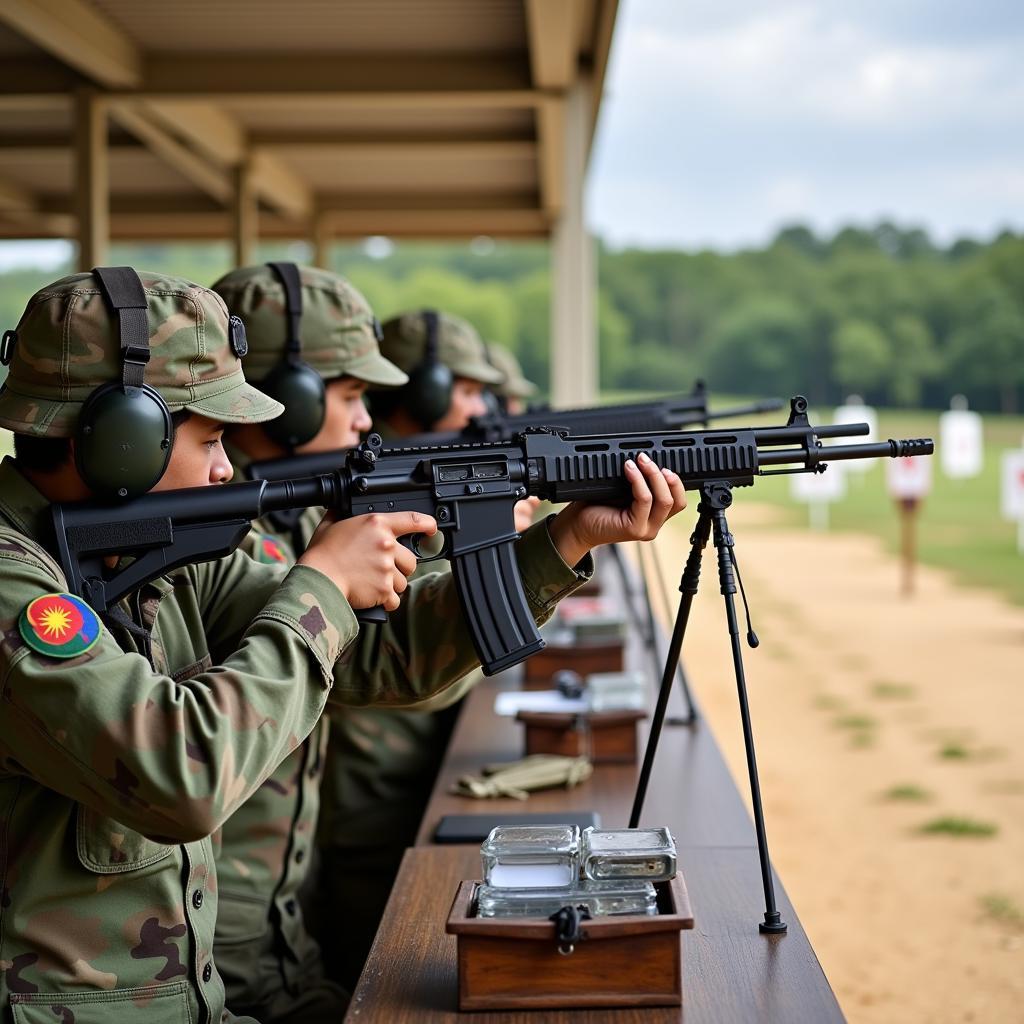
top-left (757, 437), bottom-right (934, 468)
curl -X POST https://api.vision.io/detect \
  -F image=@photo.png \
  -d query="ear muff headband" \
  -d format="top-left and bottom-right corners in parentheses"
top-left (403, 310), bottom-right (453, 429)
top-left (260, 261), bottom-right (326, 448)
top-left (75, 266), bottom-right (173, 499)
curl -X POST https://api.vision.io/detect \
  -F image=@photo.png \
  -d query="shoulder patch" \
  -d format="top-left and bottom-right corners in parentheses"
top-left (18, 593), bottom-right (101, 659)
top-left (258, 536), bottom-right (288, 564)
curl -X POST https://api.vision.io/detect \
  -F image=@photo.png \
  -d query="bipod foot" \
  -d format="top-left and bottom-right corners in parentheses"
top-left (759, 911), bottom-right (788, 935)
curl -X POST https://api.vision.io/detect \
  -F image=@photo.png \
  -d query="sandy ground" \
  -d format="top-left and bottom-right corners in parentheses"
top-left (645, 503), bottom-right (1024, 1024)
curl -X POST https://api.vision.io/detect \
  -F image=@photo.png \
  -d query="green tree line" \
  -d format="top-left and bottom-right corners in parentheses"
top-left (1, 222), bottom-right (1021, 411)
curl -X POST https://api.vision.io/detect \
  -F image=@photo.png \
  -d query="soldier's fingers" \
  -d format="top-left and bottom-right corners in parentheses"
top-left (664, 469), bottom-right (687, 515)
top-left (382, 588), bottom-right (402, 612)
top-left (308, 510), bottom-right (339, 544)
top-left (393, 569), bottom-right (409, 595)
top-left (380, 510), bottom-right (438, 538)
top-left (394, 543), bottom-right (418, 578)
top-left (624, 459), bottom-right (654, 525)
top-left (639, 454), bottom-right (674, 531)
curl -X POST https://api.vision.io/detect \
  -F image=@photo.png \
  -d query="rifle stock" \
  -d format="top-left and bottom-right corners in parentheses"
top-left (51, 397), bottom-right (933, 675)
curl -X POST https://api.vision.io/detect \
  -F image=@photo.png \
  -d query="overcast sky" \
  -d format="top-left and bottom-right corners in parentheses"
top-left (2, 0), bottom-right (1022, 269)
top-left (589, 0), bottom-right (1024, 249)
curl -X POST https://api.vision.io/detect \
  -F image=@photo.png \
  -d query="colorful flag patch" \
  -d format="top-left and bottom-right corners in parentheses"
top-left (259, 537), bottom-right (288, 564)
top-left (19, 593), bottom-right (101, 658)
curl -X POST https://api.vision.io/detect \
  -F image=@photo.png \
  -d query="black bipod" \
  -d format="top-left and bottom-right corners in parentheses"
top-left (629, 481), bottom-right (787, 935)
top-left (607, 542), bottom-right (698, 724)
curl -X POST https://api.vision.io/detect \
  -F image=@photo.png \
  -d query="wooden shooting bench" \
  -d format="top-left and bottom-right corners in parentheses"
top-left (347, 562), bottom-right (846, 1023)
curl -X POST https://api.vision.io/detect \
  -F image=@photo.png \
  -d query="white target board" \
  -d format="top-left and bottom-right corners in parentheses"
top-left (939, 409), bottom-right (983, 479)
top-left (887, 454), bottom-right (932, 500)
top-left (1001, 450), bottom-right (1024, 521)
top-left (791, 464), bottom-right (846, 503)
top-left (834, 400), bottom-right (878, 474)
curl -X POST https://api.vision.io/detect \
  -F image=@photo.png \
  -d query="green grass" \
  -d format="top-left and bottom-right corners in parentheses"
top-left (919, 816), bottom-right (998, 838)
top-left (834, 713), bottom-right (877, 730)
top-left (978, 893), bottom-right (1024, 929)
top-left (939, 742), bottom-right (970, 760)
top-left (871, 681), bottom-right (916, 699)
top-left (813, 693), bottom-right (845, 711)
top-left (745, 406), bottom-right (1024, 606)
top-left (883, 784), bottom-right (931, 802)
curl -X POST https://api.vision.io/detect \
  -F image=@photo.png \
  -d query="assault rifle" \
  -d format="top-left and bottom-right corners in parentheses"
top-left (390, 381), bottom-right (785, 448)
top-left (51, 398), bottom-right (932, 676)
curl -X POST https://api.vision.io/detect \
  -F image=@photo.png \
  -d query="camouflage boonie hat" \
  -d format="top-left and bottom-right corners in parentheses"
top-left (379, 311), bottom-right (504, 386)
top-left (0, 271), bottom-right (282, 437)
top-left (486, 343), bottom-right (537, 399)
top-left (211, 264), bottom-right (407, 388)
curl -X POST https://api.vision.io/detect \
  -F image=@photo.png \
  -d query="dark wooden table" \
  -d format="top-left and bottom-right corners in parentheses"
top-left (348, 559), bottom-right (845, 1022)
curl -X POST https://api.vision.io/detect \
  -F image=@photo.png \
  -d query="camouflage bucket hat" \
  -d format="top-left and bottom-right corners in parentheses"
top-left (486, 343), bottom-right (537, 399)
top-left (0, 271), bottom-right (283, 438)
top-left (211, 264), bottom-right (408, 388)
top-left (379, 311), bottom-right (504, 385)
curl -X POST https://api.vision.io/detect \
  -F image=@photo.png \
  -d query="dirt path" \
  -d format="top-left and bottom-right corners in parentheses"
top-left (646, 504), bottom-right (1024, 1024)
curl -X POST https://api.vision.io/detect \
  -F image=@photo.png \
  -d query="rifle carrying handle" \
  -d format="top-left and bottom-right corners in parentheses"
top-left (451, 539), bottom-right (546, 676)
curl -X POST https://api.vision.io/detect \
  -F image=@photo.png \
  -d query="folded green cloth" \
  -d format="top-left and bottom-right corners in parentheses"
top-left (452, 755), bottom-right (593, 800)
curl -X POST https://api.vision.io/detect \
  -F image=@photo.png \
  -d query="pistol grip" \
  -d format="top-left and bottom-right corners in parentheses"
top-left (355, 606), bottom-right (389, 625)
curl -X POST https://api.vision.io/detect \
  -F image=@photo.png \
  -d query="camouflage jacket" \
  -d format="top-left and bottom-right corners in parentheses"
top-left (0, 457), bottom-right (587, 1024)
top-left (212, 444), bottom-right (592, 1007)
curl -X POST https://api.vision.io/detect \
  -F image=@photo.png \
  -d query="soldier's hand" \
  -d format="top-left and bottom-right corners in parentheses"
top-left (548, 453), bottom-right (686, 565)
top-left (514, 496), bottom-right (542, 533)
top-left (299, 511), bottom-right (437, 611)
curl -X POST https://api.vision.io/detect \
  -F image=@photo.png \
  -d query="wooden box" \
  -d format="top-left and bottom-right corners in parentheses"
top-left (515, 709), bottom-right (647, 763)
top-left (523, 640), bottom-right (625, 686)
top-left (445, 875), bottom-right (693, 1011)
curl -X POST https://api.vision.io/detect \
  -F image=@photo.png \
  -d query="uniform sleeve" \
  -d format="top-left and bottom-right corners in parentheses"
top-left (328, 516), bottom-right (593, 708)
top-left (0, 546), bottom-right (357, 845)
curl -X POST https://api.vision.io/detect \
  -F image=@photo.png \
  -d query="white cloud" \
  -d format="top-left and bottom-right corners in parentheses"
top-left (590, 0), bottom-right (1024, 247)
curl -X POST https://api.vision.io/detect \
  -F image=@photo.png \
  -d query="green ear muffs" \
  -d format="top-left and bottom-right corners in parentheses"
top-left (403, 310), bottom-right (453, 429)
top-left (75, 381), bottom-right (173, 498)
top-left (261, 261), bottom-right (326, 448)
top-left (75, 267), bottom-right (174, 499)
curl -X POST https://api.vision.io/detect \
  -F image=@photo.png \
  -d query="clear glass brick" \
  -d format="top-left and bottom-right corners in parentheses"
top-left (581, 827), bottom-right (677, 882)
top-left (480, 825), bottom-right (581, 888)
top-left (476, 879), bottom-right (658, 918)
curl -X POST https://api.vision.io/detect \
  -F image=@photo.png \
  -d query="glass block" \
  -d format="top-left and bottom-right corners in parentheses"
top-left (581, 827), bottom-right (677, 882)
top-left (476, 879), bottom-right (658, 918)
top-left (587, 671), bottom-right (646, 712)
top-left (480, 825), bottom-right (581, 888)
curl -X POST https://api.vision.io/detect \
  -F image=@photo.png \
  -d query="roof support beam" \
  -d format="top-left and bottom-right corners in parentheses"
top-left (73, 86), bottom-right (108, 269)
top-left (108, 103), bottom-right (233, 204)
top-left (0, 0), bottom-right (140, 87)
top-left (525, 0), bottom-right (583, 89)
top-left (231, 161), bottom-right (258, 267)
top-left (252, 140), bottom-right (536, 164)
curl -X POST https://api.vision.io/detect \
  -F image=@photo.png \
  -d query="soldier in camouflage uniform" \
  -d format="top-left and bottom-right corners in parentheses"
top-left (485, 342), bottom-right (537, 415)
top-left (0, 271), bottom-right (628, 1023)
top-left (207, 264), bottom-right (406, 1022)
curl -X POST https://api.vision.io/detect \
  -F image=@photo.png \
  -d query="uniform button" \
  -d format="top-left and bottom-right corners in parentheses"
top-left (192, 889), bottom-right (204, 909)
top-left (295, 849), bottom-right (305, 864)
top-left (285, 899), bottom-right (297, 916)
top-left (307, 766), bottom-right (318, 779)
top-left (202, 962), bottom-right (212, 983)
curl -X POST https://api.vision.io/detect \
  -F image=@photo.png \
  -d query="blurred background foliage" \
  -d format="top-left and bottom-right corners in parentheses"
top-left (1, 221), bottom-right (1022, 413)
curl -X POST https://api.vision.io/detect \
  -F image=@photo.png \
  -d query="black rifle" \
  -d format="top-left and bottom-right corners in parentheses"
top-left (51, 398), bottom-right (932, 676)
top-left (391, 381), bottom-right (786, 447)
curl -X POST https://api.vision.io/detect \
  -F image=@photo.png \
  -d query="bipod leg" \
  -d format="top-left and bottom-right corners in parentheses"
top-left (705, 483), bottom-right (787, 935)
top-left (639, 541), bottom-right (699, 726)
top-left (608, 543), bottom-right (660, 660)
top-left (629, 505), bottom-right (712, 827)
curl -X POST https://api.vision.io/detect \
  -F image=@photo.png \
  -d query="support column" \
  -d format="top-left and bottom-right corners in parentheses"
top-left (550, 75), bottom-right (597, 407)
top-left (231, 159), bottom-right (257, 267)
top-left (74, 87), bottom-right (109, 270)
top-left (312, 212), bottom-right (332, 268)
